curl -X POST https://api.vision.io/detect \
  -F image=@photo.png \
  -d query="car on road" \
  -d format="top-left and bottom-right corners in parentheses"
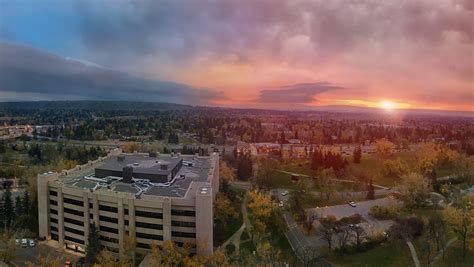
top-left (28, 239), bottom-right (35, 247)
top-left (348, 201), bottom-right (357, 207)
top-left (21, 239), bottom-right (28, 247)
top-left (281, 191), bottom-right (289, 196)
top-left (15, 239), bottom-right (20, 246)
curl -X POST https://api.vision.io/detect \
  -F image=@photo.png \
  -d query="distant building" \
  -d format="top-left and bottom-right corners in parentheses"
top-left (37, 149), bottom-right (219, 257)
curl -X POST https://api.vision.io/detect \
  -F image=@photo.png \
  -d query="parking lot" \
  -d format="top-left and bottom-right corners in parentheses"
top-left (11, 241), bottom-right (80, 266)
top-left (306, 197), bottom-right (401, 234)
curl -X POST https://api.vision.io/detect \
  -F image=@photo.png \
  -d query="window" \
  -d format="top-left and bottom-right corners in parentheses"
top-left (172, 231), bottom-right (196, 238)
top-left (100, 225), bottom-right (118, 234)
top-left (64, 217), bottom-right (83, 226)
top-left (171, 210), bottom-right (195, 217)
top-left (51, 233), bottom-right (59, 241)
top-left (99, 204), bottom-right (118, 213)
top-left (64, 207), bottom-right (84, 217)
top-left (99, 215), bottom-right (118, 224)
top-left (50, 209), bottom-right (58, 215)
top-left (49, 199), bottom-right (58, 206)
top-left (65, 235), bottom-right (85, 245)
top-left (50, 217), bottom-right (58, 224)
top-left (100, 235), bottom-right (118, 243)
top-left (49, 190), bottom-right (57, 196)
top-left (171, 221), bottom-right (196, 228)
top-left (50, 226), bottom-right (58, 232)
top-left (136, 232), bottom-right (163, 240)
top-left (64, 197), bottom-right (83, 207)
top-left (137, 243), bottom-right (150, 249)
top-left (136, 210), bottom-right (163, 219)
top-left (136, 221), bottom-right (163, 230)
top-left (65, 226), bottom-right (84, 236)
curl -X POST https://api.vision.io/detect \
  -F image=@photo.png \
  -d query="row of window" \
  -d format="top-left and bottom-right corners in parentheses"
top-left (171, 221), bottom-right (195, 228)
top-left (136, 221), bottom-right (163, 230)
top-left (135, 210), bottom-right (163, 219)
top-left (50, 199), bottom-right (57, 206)
top-left (100, 225), bottom-right (118, 234)
top-left (100, 235), bottom-right (118, 244)
top-left (99, 204), bottom-right (118, 213)
top-left (65, 235), bottom-right (85, 245)
top-left (171, 210), bottom-right (195, 217)
top-left (64, 197), bottom-right (83, 207)
top-left (172, 231), bottom-right (196, 238)
top-left (64, 207), bottom-right (84, 217)
top-left (136, 232), bottom-right (163, 241)
top-left (64, 217), bottom-right (83, 227)
top-left (65, 226), bottom-right (84, 236)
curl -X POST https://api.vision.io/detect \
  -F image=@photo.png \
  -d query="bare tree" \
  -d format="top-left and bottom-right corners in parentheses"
top-left (350, 225), bottom-right (367, 250)
top-left (336, 227), bottom-right (352, 253)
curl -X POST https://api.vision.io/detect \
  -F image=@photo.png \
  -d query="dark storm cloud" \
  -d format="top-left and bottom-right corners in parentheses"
top-left (258, 83), bottom-right (343, 103)
top-left (0, 42), bottom-right (226, 104)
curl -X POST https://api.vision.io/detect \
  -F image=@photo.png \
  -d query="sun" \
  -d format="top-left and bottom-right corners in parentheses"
top-left (380, 101), bottom-right (395, 110)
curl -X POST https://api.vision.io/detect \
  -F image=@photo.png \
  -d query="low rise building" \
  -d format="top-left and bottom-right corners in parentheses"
top-left (37, 149), bottom-right (219, 258)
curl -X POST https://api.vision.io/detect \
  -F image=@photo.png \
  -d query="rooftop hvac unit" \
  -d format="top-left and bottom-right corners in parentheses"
top-left (123, 166), bottom-right (133, 183)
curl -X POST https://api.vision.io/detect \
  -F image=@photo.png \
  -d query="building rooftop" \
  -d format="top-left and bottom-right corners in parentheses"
top-left (58, 152), bottom-right (215, 199)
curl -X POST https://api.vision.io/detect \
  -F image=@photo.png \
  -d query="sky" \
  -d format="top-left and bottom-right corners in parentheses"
top-left (0, 0), bottom-right (473, 112)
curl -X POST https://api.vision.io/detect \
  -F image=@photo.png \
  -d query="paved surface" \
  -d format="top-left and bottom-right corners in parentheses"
top-left (11, 242), bottom-right (80, 266)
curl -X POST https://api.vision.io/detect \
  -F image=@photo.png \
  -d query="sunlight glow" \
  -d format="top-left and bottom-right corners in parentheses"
top-left (381, 101), bottom-right (395, 110)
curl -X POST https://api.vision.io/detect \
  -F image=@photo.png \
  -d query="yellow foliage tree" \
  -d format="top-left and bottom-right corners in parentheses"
top-left (248, 189), bottom-right (276, 235)
top-left (121, 142), bottom-right (139, 153)
top-left (215, 193), bottom-right (239, 228)
top-left (375, 138), bottom-right (395, 158)
top-left (443, 195), bottom-right (474, 259)
top-left (399, 172), bottom-right (432, 208)
top-left (219, 160), bottom-right (235, 183)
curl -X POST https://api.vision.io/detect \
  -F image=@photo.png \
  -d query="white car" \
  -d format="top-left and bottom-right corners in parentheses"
top-left (28, 239), bottom-right (35, 247)
top-left (15, 239), bottom-right (20, 246)
top-left (278, 201), bottom-right (284, 208)
top-left (281, 191), bottom-right (289, 196)
top-left (21, 239), bottom-right (28, 247)
top-left (348, 201), bottom-right (357, 207)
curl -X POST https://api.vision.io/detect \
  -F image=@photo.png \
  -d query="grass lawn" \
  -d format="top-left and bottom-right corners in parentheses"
top-left (325, 240), bottom-right (413, 267)
top-left (434, 242), bottom-right (474, 267)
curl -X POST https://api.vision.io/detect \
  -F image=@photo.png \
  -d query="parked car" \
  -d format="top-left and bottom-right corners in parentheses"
top-left (15, 239), bottom-right (20, 246)
top-left (278, 201), bottom-right (284, 208)
top-left (28, 239), bottom-right (35, 247)
top-left (21, 239), bottom-right (28, 247)
top-left (348, 201), bottom-right (357, 207)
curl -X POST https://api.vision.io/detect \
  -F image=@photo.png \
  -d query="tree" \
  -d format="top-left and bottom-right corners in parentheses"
top-left (319, 215), bottom-right (337, 249)
top-left (399, 172), bottom-right (432, 208)
top-left (353, 146), bottom-right (362, 164)
top-left (2, 188), bottom-right (14, 229)
top-left (85, 224), bottom-right (101, 266)
top-left (382, 158), bottom-right (408, 179)
top-left (219, 160), bottom-right (235, 183)
top-left (26, 254), bottom-right (61, 267)
top-left (121, 142), bottom-right (139, 153)
top-left (94, 249), bottom-right (119, 267)
top-left (443, 196), bottom-right (473, 259)
top-left (336, 226), bottom-right (351, 253)
top-left (350, 225), bottom-right (366, 250)
top-left (389, 217), bottom-right (424, 240)
top-left (0, 234), bottom-right (16, 263)
top-left (237, 155), bottom-right (253, 181)
top-left (427, 212), bottom-right (447, 253)
top-left (247, 189), bottom-right (276, 236)
top-left (316, 168), bottom-right (337, 200)
top-left (366, 179), bottom-right (375, 200)
top-left (215, 193), bottom-right (238, 229)
top-left (375, 138), bottom-right (395, 158)
top-left (254, 158), bottom-right (278, 189)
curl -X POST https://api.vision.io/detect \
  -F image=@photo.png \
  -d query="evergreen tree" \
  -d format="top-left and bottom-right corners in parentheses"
top-left (156, 128), bottom-right (164, 140)
top-left (237, 155), bottom-right (253, 180)
top-left (15, 195), bottom-right (22, 218)
top-left (2, 188), bottom-right (14, 229)
top-left (353, 146), bottom-right (362, 164)
top-left (85, 223), bottom-right (101, 266)
top-left (366, 179), bottom-right (375, 200)
top-left (22, 190), bottom-right (30, 216)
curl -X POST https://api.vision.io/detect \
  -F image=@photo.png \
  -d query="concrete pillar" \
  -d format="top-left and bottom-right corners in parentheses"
top-left (83, 192), bottom-right (90, 245)
top-left (57, 187), bottom-right (65, 247)
top-left (118, 198), bottom-right (125, 256)
top-left (93, 193), bottom-right (100, 227)
top-left (162, 198), bottom-right (172, 242)
top-left (128, 198), bottom-right (136, 238)
top-left (196, 186), bottom-right (213, 255)
top-left (37, 173), bottom-right (53, 239)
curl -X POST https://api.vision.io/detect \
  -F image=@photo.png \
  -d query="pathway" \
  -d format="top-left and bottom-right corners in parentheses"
top-left (219, 182), bottom-right (251, 255)
top-left (406, 240), bottom-right (421, 267)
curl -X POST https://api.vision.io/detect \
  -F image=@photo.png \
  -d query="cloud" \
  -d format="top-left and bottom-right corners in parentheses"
top-left (0, 42), bottom-right (226, 105)
top-left (258, 82), bottom-right (343, 103)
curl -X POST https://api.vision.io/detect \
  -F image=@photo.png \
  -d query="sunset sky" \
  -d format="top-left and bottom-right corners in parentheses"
top-left (0, 0), bottom-right (473, 111)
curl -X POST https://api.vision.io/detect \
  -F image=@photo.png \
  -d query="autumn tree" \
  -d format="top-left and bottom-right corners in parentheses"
top-left (247, 189), bottom-right (276, 236)
top-left (382, 158), bottom-right (409, 179)
top-left (254, 158), bottom-right (278, 189)
top-left (375, 138), bottom-right (395, 158)
top-left (315, 168), bottom-right (337, 200)
top-left (94, 249), bottom-right (119, 267)
top-left (215, 193), bottom-right (239, 229)
top-left (427, 212), bottom-right (447, 253)
top-left (443, 196), bottom-right (474, 259)
top-left (26, 254), bottom-right (61, 267)
top-left (121, 142), bottom-right (139, 153)
top-left (0, 234), bottom-right (16, 263)
top-left (219, 160), bottom-right (235, 183)
top-left (399, 172), bottom-right (432, 208)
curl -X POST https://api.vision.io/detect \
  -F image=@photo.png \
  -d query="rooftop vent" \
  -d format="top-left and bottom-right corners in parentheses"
top-left (133, 162), bottom-right (139, 167)
top-left (123, 166), bottom-right (133, 183)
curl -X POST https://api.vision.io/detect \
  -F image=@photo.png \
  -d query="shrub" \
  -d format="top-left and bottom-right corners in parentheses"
top-left (339, 213), bottom-right (364, 224)
top-left (369, 205), bottom-right (401, 220)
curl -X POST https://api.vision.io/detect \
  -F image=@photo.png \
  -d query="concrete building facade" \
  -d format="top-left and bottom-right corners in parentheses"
top-left (37, 149), bottom-right (219, 257)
